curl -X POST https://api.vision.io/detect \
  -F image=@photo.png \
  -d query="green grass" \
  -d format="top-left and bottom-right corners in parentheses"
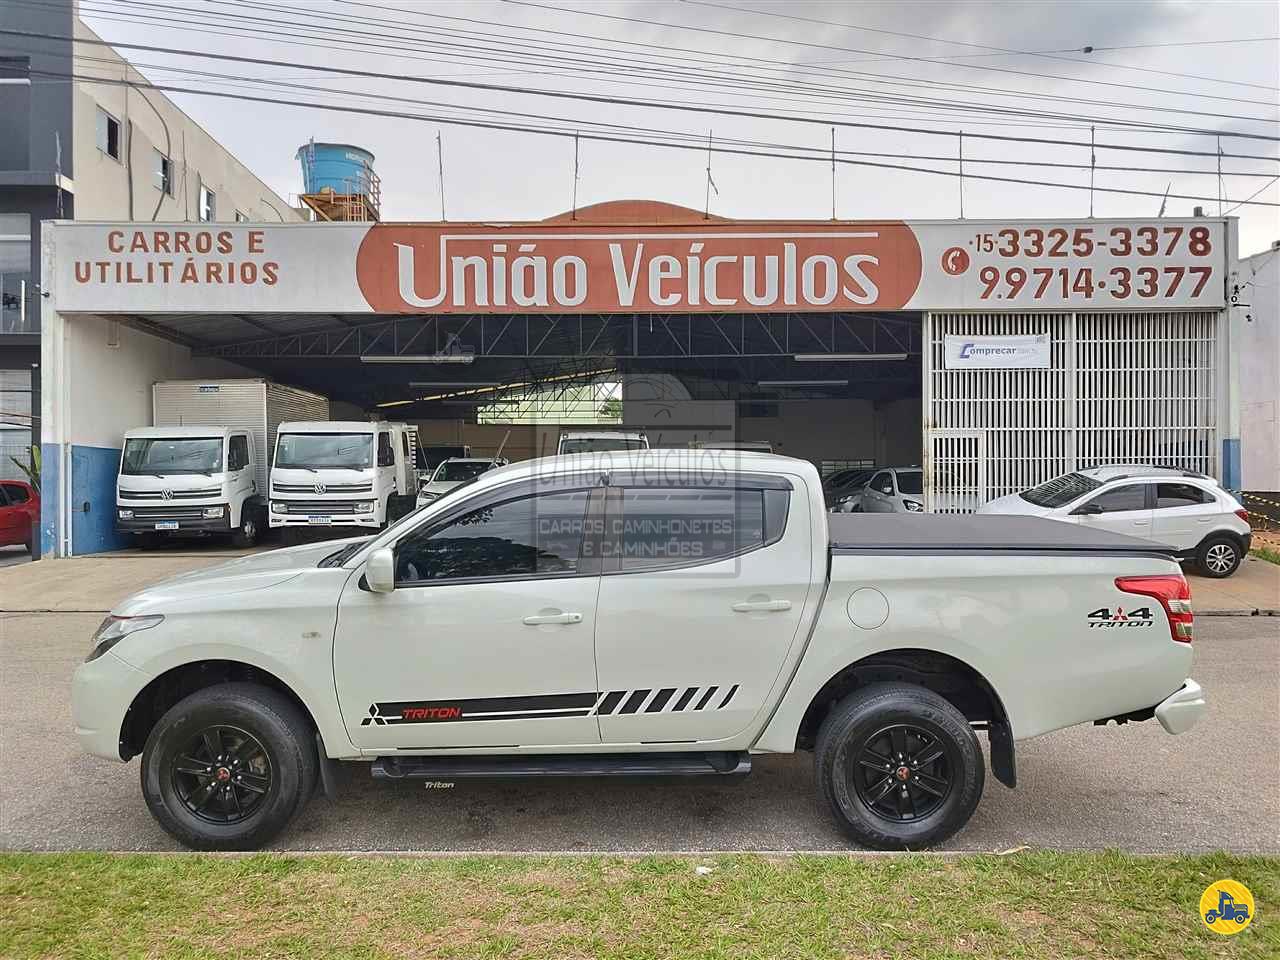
top-left (1249, 545), bottom-right (1280, 566)
top-left (1, 852), bottom-right (1276, 959)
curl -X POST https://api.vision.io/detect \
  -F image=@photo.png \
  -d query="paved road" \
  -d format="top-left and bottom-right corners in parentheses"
top-left (0, 545), bottom-right (31, 569)
top-left (1, 611), bottom-right (1275, 854)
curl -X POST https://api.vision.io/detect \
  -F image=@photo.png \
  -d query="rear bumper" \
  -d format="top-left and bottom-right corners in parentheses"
top-left (1155, 679), bottom-right (1206, 735)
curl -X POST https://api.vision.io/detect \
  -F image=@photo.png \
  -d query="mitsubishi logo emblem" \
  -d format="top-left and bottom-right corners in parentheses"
top-left (160, 488), bottom-right (174, 500)
top-left (313, 481), bottom-right (327, 496)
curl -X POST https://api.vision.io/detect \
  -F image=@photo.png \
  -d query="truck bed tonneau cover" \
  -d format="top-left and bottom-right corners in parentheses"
top-left (829, 513), bottom-right (1176, 555)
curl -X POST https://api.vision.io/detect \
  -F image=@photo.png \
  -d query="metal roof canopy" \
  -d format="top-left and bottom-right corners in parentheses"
top-left (115, 309), bottom-right (923, 414)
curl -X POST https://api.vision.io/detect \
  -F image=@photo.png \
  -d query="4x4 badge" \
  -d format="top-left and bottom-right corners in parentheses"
top-left (1087, 606), bottom-right (1154, 628)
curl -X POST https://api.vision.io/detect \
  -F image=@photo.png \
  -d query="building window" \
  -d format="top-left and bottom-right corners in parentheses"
top-left (95, 107), bottom-right (121, 160)
top-left (234, 210), bottom-right (248, 222)
top-left (199, 185), bottom-right (216, 222)
top-left (0, 214), bottom-right (34, 334)
top-left (154, 151), bottom-right (173, 196)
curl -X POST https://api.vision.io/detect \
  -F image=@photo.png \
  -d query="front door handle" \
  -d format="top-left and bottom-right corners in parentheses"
top-left (522, 611), bottom-right (583, 625)
top-left (732, 599), bottom-right (792, 613)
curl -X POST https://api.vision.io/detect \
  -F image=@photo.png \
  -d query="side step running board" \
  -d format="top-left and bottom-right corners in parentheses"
top-left (371, 751), bottom-right (751, 780)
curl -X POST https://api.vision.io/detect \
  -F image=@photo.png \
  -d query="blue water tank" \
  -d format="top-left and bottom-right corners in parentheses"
top-left (297, 142), bottom-right (376, 195)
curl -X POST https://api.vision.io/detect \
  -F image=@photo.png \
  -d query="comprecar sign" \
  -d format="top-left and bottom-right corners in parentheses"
top-left (943, 334), bottom-right (1051, 369)
top-left (48, 218), bottom-right (1227, 315)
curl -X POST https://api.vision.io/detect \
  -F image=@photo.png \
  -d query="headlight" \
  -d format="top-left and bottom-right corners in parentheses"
top-left (202, 505), bottom-right (225, 519)
top-left (117, 509), bottom-right (133, 520)
top-left (904, 499), bottom-right (924, 512)
top-left (87, 614), bottom-right (163, 662)
top-left (271, 501), bottom-right (287, 514)
top-left (354, 501), bottom-right (375, 514)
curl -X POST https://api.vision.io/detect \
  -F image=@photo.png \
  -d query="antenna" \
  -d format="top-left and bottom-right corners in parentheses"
top-left (703, 129), bottom-right (718, 219)
top-left (436, 131), bottom-right (447, 221)
top-left (1089, 125), bottom-right (1096, 217)
top-left (571, 131), bottom-right (580, 221)
top-left (1216, 136), bottom-right (1224, 216)
top-left (830, 127), bottom-right (836, 220)
top-left (1157, 182), bottom-right (1171, 217)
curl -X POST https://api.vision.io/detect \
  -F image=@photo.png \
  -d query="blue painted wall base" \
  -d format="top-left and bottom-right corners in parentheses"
top-left (1222, 438), bottom-right (1241, 492)
top-left (39, 442), bottom-right (60, 557)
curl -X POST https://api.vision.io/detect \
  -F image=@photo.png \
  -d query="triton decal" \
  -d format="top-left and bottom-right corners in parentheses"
top-left (1087, 606), bottom-right (1155, 628)
top-left (359, 686), bottom-right (743, 724)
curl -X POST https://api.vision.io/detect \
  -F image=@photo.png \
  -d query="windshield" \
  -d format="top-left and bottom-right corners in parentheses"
top-left (432, 461), bottom-right (491, 483)
top-left (275, 432), bottom-right (373, 470)
top-left (1020, 471), bottom-right (1103, 508)
top-left (559, 437), bottom-right (647, 454)
top-left (896, 471), bottom-right (923, 495)
top-left (121, 437), bottom-right (223, 475)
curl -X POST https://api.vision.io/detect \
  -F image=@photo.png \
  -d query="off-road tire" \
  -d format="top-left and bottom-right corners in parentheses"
top-left (141, 682), bottom-right (317, 850)
top-left (815, 682), bottom-right (984, 850)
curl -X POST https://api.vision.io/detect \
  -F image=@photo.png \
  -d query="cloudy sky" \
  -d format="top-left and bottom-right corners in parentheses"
top-left (72, 0), bottom-right (1279, 254)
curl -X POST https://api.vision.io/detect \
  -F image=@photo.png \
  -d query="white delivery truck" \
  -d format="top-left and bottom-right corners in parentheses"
top-left (269, 421), bottom-right (419, 537)
top-left (116, 379), bottom-right (328, 548)
top-left (77, 452), bottom-right (1204, 851)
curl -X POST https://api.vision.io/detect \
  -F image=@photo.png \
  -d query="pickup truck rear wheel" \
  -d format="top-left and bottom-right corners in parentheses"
top-left (140, 682), bottom-right (317, 850)
top-left (815, 682), bottom-right (984, 850)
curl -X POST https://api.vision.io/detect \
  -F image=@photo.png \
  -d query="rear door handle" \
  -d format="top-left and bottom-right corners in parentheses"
top-left (522, 611), bottom-right (583, 625)
top-left (732, 599), bottom-right (792, 613)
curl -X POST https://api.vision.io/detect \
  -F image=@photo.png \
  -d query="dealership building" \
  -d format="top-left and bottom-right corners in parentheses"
top-left (35, 199), bottom-right (1254, 557)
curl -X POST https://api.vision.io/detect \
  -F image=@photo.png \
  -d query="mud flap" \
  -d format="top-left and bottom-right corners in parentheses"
top-left (315, 731), bottom-right (339, 799)
top-left (988, 719), bottom-right (1016, 788)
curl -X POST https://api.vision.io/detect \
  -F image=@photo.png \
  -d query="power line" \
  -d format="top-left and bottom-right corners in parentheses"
top-left (6, 25), bottom-right (1278, 160)
top-left (501, 0), bottom-right (1280, 110)
top-left (1224, 176), bottom-right (1280, 214)
top-left (679, 0), bottom-right (1280, 93)
top-left (61, 0), bottom-right (1280, 130)
top-left (42, 48), bottom-right (1280, 180)
top-left (39, 67), bottom-right (1280, 207)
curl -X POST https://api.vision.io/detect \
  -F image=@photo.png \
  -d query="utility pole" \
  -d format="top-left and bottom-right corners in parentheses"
top-left (703, 130), bottom-right (717, 219)
top-left (1088, 125), bottom-right (1096, 218)
top-left (830, 127), bottom-right (836, 220)
top-left (571, 131), bottom-right (580, 220)
top-left (958, 130), bottom-right (965, 219)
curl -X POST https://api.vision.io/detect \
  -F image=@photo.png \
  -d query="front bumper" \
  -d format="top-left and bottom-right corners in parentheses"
top-left (269, 513), bottom-right (381, 528)
top-left (117, 516), bottom-right (232, 534)
top-left (72, 649), bottom-right (152, 761)
top-left (1155, 679), bottom-right (1206, 735)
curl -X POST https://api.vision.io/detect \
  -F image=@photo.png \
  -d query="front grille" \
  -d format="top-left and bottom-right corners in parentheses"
top-left (127, 507), bottom-right (209, 521)
top-left (272, 482), bottom-right (373, 495)
top-left (278, 500), bottom-right (364, 515)
top-left (119, 487), bottom-right (222, 501)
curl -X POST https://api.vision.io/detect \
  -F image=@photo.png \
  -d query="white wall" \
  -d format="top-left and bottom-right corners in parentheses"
top-left (63, 315), bottom-right (254, 448)
top-left (72, 21), bottom-right (302, 224)
top-left (1238, 244), bottom-right (1280, 490)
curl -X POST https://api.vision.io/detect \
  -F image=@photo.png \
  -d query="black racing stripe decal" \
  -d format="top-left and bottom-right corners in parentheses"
top-left (453, 709), bottom-right (592, 722)
top-left (718, 684), bottom-right (740, 709)
top-left (619, 689), bottom-right (652, 714)
top-left (673, 687), bottom-right (698, 711)
top-left (694, 686), bottom-right (719, 710)
top-left (596, 691), bottom-right (627, 715)
top-left (364, 692), bottom-right (600, 725)
top-left (646, 688), bottom-right (677, 713)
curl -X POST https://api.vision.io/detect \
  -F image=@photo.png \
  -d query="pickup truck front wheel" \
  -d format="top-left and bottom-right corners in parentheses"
top-left (815, 683), bottom-right (984, 850)
top-left (140, 682), bottom-right (317, 850)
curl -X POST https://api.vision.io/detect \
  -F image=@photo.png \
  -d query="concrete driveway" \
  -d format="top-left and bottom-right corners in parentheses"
top-left (1, 585), bottom-right (1275, 853)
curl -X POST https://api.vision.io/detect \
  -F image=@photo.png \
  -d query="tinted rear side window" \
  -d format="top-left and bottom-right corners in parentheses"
top-left (1, 483), bottom-right (27, 504)
top-left (614, 487), bottom-right (769, 571)
top-left (1156, 483), bottom-right (1214, 508)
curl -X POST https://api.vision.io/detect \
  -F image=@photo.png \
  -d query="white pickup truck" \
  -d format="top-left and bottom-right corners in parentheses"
top-left (72, 453), bottom-right (1205, 851)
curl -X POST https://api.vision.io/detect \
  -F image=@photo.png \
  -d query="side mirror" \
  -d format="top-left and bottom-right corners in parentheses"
top-left (1073, 502), bottom-right (1103, 516)
top-left (365, 546), bottom-right (396, 593)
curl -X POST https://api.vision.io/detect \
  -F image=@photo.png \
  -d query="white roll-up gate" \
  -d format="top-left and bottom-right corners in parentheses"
top-left (923, 310), bottom-right (1219, 511)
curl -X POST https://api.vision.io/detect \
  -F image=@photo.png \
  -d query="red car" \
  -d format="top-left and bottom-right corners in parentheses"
top-left (0, 480), bottom-right (39, 552)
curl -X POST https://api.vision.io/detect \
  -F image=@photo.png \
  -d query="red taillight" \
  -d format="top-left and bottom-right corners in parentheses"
top-left (1115, 575), bottom-right (1193, 643)
top-left (1235, 508), bottom-right (1250, 524)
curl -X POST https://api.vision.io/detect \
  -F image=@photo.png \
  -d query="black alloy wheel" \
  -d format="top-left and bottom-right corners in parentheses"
top-left (815, 682), bottom-right (984, 850)
top-left (851, 723), bottom-right (953, 822)
top-left (171, 724), bottom-right (272, 824)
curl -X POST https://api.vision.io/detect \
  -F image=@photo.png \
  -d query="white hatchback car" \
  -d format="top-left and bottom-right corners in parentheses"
top-left (858, 467), bottom-right (925, 513)
top-left (978, 465), bottom-right (1252, 577)
top-left (416, 457), bottom-right (507, 509)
